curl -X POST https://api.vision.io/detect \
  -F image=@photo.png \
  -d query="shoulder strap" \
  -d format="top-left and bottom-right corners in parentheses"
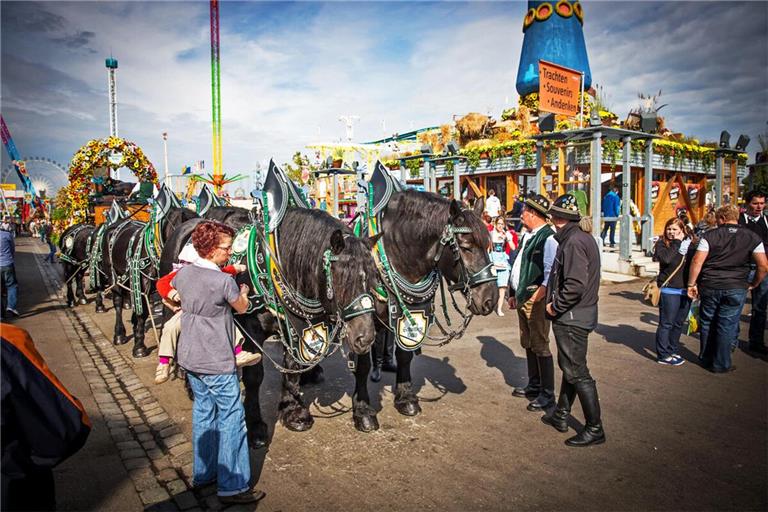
top-left (661, 253), bottom-right (686, 288)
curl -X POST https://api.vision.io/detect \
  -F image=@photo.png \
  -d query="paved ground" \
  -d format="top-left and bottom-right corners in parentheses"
top-left (4, 236), bottom-right (767, 511)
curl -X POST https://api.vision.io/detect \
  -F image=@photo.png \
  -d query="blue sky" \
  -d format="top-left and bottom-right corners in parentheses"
top-left (1, 1), bottom-right (767, 195)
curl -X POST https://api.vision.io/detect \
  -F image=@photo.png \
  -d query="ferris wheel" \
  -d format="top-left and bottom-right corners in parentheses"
top-left (2, 157), bottom-right (69, 197)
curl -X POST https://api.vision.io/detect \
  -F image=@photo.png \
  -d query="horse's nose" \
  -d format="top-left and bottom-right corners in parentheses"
top-left (482, 297), bottom-right (494, 314)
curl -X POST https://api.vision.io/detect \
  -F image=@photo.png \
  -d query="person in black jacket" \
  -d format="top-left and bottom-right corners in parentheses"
top-left (541, 194), bottom-right (605, 447)
top-left (1, 324), bottom-right (91, 511)
top-left (652, 217), bottom-right (695, 366)
top-left (738, 189), bottom-right (768, 354)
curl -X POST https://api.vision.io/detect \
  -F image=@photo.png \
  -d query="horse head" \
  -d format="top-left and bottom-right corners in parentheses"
top-left (279, 209), bottom-right (381, 356)
top-left (437, 197), bottom-right (498, 316)
top-left (324, 228), bottom-right (383, 355)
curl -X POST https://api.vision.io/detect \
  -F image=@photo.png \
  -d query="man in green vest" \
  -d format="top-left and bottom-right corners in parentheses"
top-left (508, 194), bottom-right (558, 411)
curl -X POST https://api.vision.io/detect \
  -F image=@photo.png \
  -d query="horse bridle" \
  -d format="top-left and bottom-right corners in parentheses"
top-left (433, 223), bottom-right (496, 294)
top-left (322, 249), bottom-right (376, 321)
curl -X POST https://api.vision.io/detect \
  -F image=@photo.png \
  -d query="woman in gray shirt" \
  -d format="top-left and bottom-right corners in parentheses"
top-left (171, 221), bottom-right (263, 504)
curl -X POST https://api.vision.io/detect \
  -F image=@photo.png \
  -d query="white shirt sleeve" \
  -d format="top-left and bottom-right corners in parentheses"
top-left (679, 238), bottom-right (692, 255)
top-left (543, 236), bottom-right (559, 285)
top-left (753, 242), bottom-right (765, 254)
top-left (696, 238), bottom-right (710, 252)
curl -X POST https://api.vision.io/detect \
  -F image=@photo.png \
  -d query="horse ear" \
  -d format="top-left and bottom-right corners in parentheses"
top-left (449, 199), bottom-right (462, 218)
top-left (330, 229), bottom-right (345, 255)
top-left (473, 197), bottom-right (485, 217)
top-left (367, 232), bottom-right (383, 248)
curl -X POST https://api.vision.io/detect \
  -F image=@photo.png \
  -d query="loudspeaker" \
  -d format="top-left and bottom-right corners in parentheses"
top-left (719, 130), bottom-right (731, 149)
top-left (539, 113), bottom-right (555, 132)
top-left (735, 134), bottom-right (750, 151)
top-left (640, 112), bottom-right (658, 133)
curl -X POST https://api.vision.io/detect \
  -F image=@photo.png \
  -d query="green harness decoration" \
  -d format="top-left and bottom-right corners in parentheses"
top-left (359, 180), bottom-right (496, 349)
top-left (58, 224), bottom-right (92, 269)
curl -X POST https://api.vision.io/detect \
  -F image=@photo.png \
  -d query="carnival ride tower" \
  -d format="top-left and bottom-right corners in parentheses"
top-left (516, 0), bottom-right (592, 97)
top-left (210, 0), bottom-right (223, 191)
top-left (106, 57), bottom-right (119, 137)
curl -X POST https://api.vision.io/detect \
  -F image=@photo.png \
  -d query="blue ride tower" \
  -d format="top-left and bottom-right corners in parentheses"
top-left (516, 0), bottom-right (592, 98)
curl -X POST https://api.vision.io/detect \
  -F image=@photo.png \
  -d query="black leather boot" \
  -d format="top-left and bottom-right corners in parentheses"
top-left (527, 356), bottom-right (555, 411)
top-left (541, 377), bottom-right (575, 433)
top-left (565, 380), bottom-right (605, 447)
top-left (512, 349), bottom-right (540, 399)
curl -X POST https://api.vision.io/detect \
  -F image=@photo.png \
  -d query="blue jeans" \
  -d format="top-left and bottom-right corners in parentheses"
top-left (698, 288), bottom-right (748, 371)
top-left (656, 291), bottom-right (691, 359)
top-left (748, 275), bottom-right (768, 347)
top-left (1, 265), bottom-right (18, 311)
top-left (187, 372), bottom-right (251, 496)
top-left (601, 221), bottom-right (616, 246)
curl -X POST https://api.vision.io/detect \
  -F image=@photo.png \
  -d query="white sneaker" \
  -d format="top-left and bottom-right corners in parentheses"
top-left (236, 351), bottom-right (262, 367)
top-left (496, 309), bottom-right (505, 317)
top-left (154, 363), bottom-right (171, 384)
top-left (5, 308), bottom-right (18, 317)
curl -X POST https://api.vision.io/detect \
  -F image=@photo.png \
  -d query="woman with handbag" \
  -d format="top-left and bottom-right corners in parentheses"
top-left (652, 217), bottom-right (695, 366)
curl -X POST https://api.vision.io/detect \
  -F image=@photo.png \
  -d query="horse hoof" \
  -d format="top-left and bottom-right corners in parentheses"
top-left (78, 298), bottom-right (88, 305)
top-left (95, 305), bottom-right (106, 313)
top-left (113, 335), bottom-right (128, 345)
top-left (394, 400), bottom-right (421, 417)
top-left (354, 413), bottom-right (380, 432)
top-left (394, 382), bottom-right (421, 417)
top-left (132, 346), bottom-right (150, 358)
top-left (280, 407), bottom-right (314, 432)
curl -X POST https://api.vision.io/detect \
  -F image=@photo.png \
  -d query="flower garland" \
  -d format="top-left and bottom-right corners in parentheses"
top-left (65, 136), bottom-right (157, 220)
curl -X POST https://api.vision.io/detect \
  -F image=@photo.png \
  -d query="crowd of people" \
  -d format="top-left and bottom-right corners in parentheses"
top-left (651, 190), bottom-right (768, 372)
top-left (0, 185), bottom-right (764, 511)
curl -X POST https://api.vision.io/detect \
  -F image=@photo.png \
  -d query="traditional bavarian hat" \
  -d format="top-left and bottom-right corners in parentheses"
top-left (524, 193), bottom-right (551, 218)
top-left (548, 193), bottom-right (581, 221)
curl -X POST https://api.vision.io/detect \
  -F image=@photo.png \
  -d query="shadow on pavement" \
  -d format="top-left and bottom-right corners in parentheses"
top-left (477, 335), bottom-right (525, 389)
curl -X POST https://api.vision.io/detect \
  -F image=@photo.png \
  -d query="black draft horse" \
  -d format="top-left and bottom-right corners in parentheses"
top-left (58, 223), bottom-right (96, 307)
top-left (98, 206), bottom-right (198, 357)
top-left (159, 206), bottom-right (381, 447)
top-left (348, 191), bottom-right (499, 431)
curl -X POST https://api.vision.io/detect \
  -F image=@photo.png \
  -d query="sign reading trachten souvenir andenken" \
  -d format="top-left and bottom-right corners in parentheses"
top-left (538, 60), bottom-right (582, 117)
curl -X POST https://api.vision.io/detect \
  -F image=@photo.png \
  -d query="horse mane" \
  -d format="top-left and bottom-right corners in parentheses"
top-left (205, 206), bottom-right (251, 228)
top-left (278, 208), bottom-right (374, 310)
top-left (381, 190), bottom-right (489, 280)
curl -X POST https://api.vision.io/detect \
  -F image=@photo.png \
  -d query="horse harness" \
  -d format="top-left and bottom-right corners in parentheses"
top-left (356, 163), bottom-right (496, 350)
top-left (228, 162), bottom-right (375, 371)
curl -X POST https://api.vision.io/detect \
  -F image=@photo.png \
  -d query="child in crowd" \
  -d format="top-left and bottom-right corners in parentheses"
top-left (154, 244), bottom-right (261, 384)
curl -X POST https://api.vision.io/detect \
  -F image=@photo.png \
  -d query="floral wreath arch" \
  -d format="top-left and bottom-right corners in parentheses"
top-left (66, 136), bottom-right (158, 219)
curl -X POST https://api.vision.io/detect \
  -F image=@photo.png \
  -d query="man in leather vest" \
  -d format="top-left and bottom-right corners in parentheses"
top-left (688, 204), bottom-right (767, 372)
top-left (738, 190), bottom-right (768, 354)
top-left (508, 194), bottom-right (558, 411)
top-left (542, 194), bottom-right (605, 447)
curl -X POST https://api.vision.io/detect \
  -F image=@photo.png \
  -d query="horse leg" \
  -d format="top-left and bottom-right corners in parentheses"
top-left (131, 304), bottom-right (149, 358)
top-left (277, 349), bottom-right (314, 432)
top-left (299, 364), bottom-right (325, 386)
top-left (238, 316), bottom-right (269, 448)
top-left (95, 291), bottom-right (106, 313)
top-left (242, 363), bottom-right (269, 448)
top-left (64, 265), bottom-right (76, 308)
top-left (113, 290), bottom-right (128, 345)
top-left (75, 271), bottom-right (87, 305)
top-left (393, 347), bottom-right (421, 416)
top-left (352, 352), bottom-right (379, 432)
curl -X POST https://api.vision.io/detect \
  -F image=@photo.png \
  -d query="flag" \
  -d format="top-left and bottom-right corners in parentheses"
top-left (182, 165), bottom-right (191, 175)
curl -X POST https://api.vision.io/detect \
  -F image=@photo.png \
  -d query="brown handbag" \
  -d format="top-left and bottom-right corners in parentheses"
top-left (643, 255), bottom-right (685, 307)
